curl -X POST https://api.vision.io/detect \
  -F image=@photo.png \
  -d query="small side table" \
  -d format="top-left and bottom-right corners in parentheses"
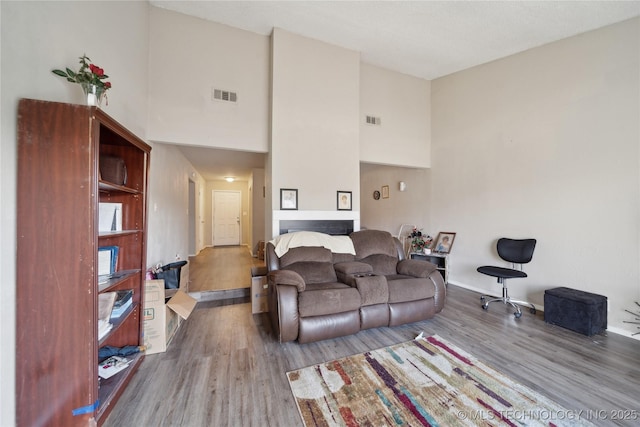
top-left (410, 252), bottom-right (449, 285)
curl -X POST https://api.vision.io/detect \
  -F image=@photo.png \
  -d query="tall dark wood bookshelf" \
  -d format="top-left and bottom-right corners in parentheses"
top-left (16, 99), bottom-right (151, 426)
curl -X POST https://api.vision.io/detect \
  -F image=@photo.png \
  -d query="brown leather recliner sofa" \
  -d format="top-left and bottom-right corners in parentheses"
top-left (266, 229), bottom-right (446, 343)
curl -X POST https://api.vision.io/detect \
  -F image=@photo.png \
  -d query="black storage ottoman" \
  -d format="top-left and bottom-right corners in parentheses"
top-left (544, 287), bottom-right (607, 336)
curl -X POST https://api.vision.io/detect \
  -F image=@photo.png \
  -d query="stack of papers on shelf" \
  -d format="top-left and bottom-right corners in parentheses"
top-left (98, 292), bottom-right (117, 339)
top-left (110, 290), bottom-right (134, 319)
top-left (99, 292), bottom-right (117, 320)
top-left (98, 355), bottom-right (131, 379)
top-left (98, 319), bottom-right (113, 340)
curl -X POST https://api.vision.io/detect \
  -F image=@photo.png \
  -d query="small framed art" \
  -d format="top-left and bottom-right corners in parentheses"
top-left (280, 188), bottom-right (298, 210)
top-left (433, 232), bottom-right (456, 254)
top-left (337, 191), bottom-right (352, 211)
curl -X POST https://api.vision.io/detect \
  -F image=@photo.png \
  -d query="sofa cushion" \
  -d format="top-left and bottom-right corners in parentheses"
top-left (284, 262), bottom-right (337, 284)
top-left (359, 254), bottom-right (398, 276)
top-left (279, 246), bottom-right (338, 284)
top-left (333, 252), bottom-right (356, 264)
top-left (350, 229), bottom-right (397, 259)
top-left (279, 246), bottom-right (333, 266)
top-left (386, 276), bottom-right (436, 303)
top-left (298, 284), bottom-right (361, 317)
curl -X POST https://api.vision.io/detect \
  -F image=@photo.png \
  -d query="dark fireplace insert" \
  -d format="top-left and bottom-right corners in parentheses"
top-left (279, 219), bottom-right (354, 236)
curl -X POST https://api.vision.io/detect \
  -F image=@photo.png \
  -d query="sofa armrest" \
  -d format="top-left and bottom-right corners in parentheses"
top-left (268, 279), bottom-right (300, 342)
top-left (267, 269), bottom-right (306, 292)
top-left (397, 259), bottom-right (446, 312)
top-left (268, 269), bottom-right (304, 342)
top-left (334, 261), bottom-right (374, 285)
top-left (397, 259), bottom-right (437, 278)
top-left (428, 268), bottom-right (446, 313)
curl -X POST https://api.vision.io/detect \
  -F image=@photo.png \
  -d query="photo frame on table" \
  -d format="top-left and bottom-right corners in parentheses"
top-left (381, 185), bottom-right (390, 199)
top-left (337, 191), bottom-right (352, 211)
top-left (280, 188), bottom-right (298, 210)
top-left (433, 232), bottom-right (456, 254)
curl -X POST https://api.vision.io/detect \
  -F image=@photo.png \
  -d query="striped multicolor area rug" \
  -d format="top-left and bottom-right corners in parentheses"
top-left (287, 335), bottom-right (595, 427)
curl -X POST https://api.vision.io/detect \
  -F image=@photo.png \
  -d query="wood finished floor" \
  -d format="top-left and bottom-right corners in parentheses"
top-left (188, 246), bottom-right (265, 292)
top-left (104, 250), bottom-right (640, 426)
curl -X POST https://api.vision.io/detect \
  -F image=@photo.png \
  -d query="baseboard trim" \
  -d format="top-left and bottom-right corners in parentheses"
top-left (448, 280), bottom-right (640, 341)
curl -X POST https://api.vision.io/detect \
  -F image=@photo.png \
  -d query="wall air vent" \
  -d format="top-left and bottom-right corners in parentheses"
top-left (365, 115), bottom-right (381, 126)
top-left (212, 88), bottom-right (238, 103)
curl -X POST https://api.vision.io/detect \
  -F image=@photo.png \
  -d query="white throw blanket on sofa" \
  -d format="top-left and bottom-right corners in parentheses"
top-left (270, 231), bottom-right (356, 257)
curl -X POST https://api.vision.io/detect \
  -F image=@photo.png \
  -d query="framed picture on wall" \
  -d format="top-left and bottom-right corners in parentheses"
top-left (433, 232), bottom-right (456, 254)
top-left (280, 188), bottom-right (298, 210)
top-left (381, 185), bottom-right (390, 199)
top-left (337, 191), bottom-right (352, 211)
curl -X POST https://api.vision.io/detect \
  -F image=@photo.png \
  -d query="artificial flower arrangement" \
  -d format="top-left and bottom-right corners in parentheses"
top-left (409, 227), bottom-right (433, 253)
top-left (52, 54), bottom-right (111, 105)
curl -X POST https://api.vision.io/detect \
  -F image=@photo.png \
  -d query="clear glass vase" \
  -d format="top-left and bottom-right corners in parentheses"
top-left (80, 83), bottom-right (106, 107)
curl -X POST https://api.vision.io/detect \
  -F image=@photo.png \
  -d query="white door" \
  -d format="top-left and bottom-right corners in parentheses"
top-left (213, 190), bottom-right (241, 246)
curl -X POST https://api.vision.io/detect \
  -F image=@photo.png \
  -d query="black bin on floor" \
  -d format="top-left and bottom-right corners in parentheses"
top-left (156, 260), bottom-right (188, 289)
top-left (544, 287), bottom-right (607, 336)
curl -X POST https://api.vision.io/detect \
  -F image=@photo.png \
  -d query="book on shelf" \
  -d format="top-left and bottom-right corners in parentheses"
top-left (98, 202), bottom-right (123, 232)
top-left (98, 355), bottom-right (131, 379)
top-left (110, 289), bottom-right (134, 319)
top-left (98, 246), bottom-right (119, 279)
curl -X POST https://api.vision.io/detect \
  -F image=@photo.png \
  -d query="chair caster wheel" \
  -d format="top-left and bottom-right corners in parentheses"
top-left (514, 312), bottom-right (522, 318)
top-left (481, 304), bottom-right (488, 310)
top-left (530, 308), bottom-right (536, 314)
top-left (480, 296), bottom-right (485, 301)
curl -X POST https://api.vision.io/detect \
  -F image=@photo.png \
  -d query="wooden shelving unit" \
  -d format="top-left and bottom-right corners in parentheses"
top-left (16, 99), bottom-right (151, 426)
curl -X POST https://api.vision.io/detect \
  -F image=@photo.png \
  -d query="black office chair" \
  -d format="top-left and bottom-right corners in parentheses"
top-left (477, 238), bottom-right (537, 318)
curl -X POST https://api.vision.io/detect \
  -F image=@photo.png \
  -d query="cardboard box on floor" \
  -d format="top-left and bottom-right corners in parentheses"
top-left (251, 266), bottom-right (269, 314)
top-left (143, 279), bottom-right (196, 355)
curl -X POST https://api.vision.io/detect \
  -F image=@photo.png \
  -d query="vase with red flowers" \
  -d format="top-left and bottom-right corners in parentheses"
top-left (409, 227), bottom-right (433, 254)
top-left (52, 54), bottom-right (112, 107)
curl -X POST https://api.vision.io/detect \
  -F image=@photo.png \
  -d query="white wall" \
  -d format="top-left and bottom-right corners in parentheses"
top-left (1, 1), bottom-right (150, 424)
top-left (431, 18), bottom-right (640, 335)
top-left (360, 163), bottom-right (432, 236)
top-left (146, 143), bottom-right (206, 268)
top-left (270, 28), bottom-right (361, 222)
top-left (250, 168), bottom-right (267, 254)
top-left (147, 7), bottom-right (270, 152)
top-left (360, 64), bottom-right (431, 168)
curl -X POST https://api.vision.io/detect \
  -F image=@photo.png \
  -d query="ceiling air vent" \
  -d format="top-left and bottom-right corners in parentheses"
top-left (365, 115), bottom-right (381, 126)
top-left (212, 88), bottom-right (238, 103)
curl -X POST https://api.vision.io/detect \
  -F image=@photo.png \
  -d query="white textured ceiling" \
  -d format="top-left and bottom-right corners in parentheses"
top-left (150, 0), bottom-right (640, 180)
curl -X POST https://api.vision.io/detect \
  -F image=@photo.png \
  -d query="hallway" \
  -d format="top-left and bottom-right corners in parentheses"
top-left (188, 246), bottom-right (265, 292)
